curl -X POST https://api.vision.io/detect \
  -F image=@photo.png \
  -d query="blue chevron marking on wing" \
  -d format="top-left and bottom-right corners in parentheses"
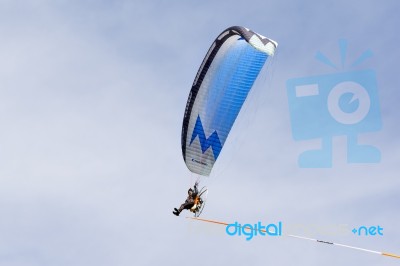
top-left (190, 115), bottom-right (222, 160)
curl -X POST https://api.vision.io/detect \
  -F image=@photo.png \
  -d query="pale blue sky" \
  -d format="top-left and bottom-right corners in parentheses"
top-left (0, 1), bottom-right (399, 265)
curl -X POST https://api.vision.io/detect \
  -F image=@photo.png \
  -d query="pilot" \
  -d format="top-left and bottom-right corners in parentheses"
top-left (173, 182), bottom-right (199, 216)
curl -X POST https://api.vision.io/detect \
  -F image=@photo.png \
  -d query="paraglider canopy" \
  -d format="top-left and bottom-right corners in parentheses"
top-left (181, 26), bottom-right (277, 176)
